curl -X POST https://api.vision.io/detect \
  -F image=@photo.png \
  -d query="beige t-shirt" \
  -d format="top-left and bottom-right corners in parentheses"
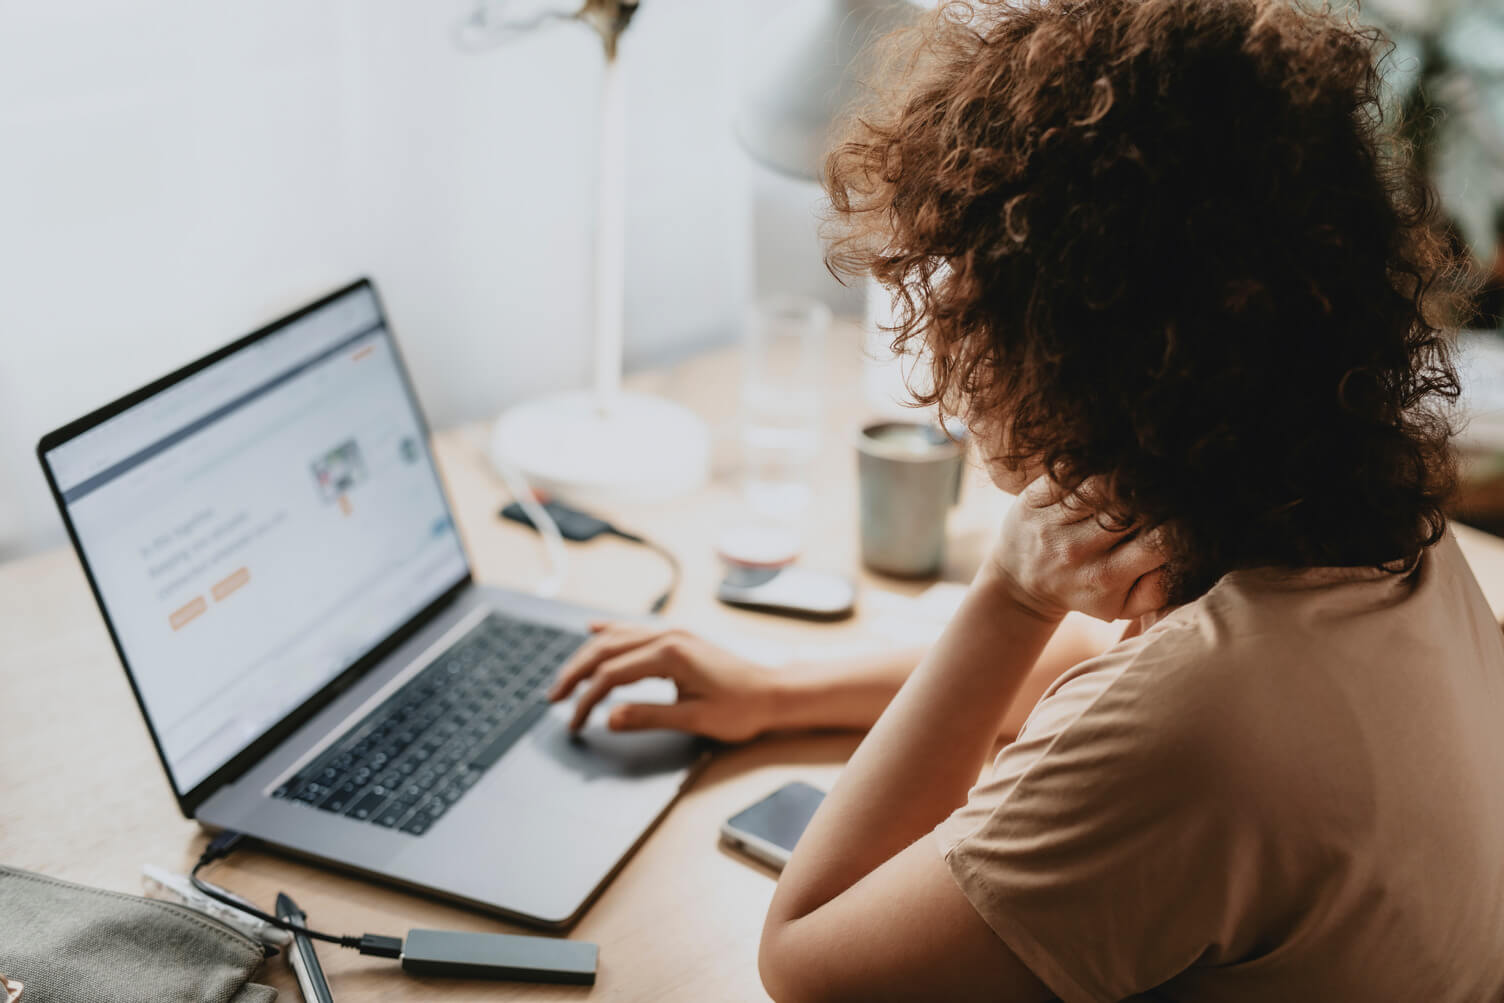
top-left (935, 529), bottom-right (1504, 1002)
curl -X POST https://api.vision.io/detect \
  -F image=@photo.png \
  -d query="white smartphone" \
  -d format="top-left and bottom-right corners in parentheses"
top-left (720, 781), bottom-right (826, 871)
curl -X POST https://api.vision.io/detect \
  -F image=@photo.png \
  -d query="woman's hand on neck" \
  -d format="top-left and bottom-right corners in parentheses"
top-left (987, 474), bottom-right (1169, 623)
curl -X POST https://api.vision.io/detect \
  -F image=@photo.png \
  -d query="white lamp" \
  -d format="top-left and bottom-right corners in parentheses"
top-left (735, 0), bottom-right (923, 420)
top-left (469, 1), bottom-right (712, 505)
top-left (735, 0), bottom-right (919, 181)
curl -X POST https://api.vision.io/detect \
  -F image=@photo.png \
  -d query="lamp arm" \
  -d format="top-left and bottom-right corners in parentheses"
top-left (593, 52), bottom-right (626, 408)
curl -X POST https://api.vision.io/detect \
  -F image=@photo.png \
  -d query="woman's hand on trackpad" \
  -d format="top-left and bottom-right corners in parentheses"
top-left (548, 623), bottom-right (776, 743)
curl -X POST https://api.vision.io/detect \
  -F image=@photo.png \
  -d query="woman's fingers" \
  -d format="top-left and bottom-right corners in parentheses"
top-left (1001, 474), bottom-right (1169, 619)
top-left (1103, 528), bottom-right (1163, 579)
top-left (1090, 531), bottom-right (1166, 618)
top-left (548, 622), bottom-right (660, 701)
top-left (606, 701), bottom-right (699, 733)
top-left (1020, 473), bottom-right (1067, 511)
top-left (1024, 473), bottom-right (1105, 525)
top-left (568, 639), bottom-right (683, 731)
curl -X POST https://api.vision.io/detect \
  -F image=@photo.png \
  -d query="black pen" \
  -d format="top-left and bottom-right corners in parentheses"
top-left (276, 892), bottom-right (335, 1003)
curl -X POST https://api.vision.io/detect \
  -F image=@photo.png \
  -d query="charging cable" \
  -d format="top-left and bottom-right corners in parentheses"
top-left (457, 434), bottom-right (678, 611)
top-left (190, 831), bottom-right (600, 983)
top-left (488, 455), bottom-right (568, 599)
top-left (452, 430), bottom-right (569, 599)
top-left (499, 497), bottom-right (681, 614)
top-left (190, 832), bottom-right (404, 959)
top-left (607, 529), bottom-right (682, 615)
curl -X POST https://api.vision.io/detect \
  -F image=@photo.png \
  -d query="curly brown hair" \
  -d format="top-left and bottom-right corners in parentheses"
top-left (826, 0), bottom-right (1469, 602)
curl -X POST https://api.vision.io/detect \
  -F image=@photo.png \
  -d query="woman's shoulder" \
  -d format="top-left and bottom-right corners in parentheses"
top-left (1023, 533), bottom-right (1485, 787)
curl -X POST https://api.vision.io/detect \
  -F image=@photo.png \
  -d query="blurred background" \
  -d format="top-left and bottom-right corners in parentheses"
top-left (0, 0), bottom-right (865, 559)
top-left (1364, 0), bottom-right (1504, 532)
top-left (1, 0), bottom-right (1502, 558)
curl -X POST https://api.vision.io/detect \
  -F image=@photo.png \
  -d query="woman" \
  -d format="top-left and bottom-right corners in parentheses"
top-left (552, 0), bottom-right (1504, 998)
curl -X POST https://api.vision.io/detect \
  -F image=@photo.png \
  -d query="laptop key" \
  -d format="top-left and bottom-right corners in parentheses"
top-left (469, 699), bottom-right (550, 771)
top-left (373, 805), bottom-right (407, 828)
top-left (401, 812), bottom-right (436, 836)
top-left (320, 782), bottom-right (361, 813)
top-left (345, 791), bottom-right (388, 821)
top-left (293, 784), bottom-right (328, 804)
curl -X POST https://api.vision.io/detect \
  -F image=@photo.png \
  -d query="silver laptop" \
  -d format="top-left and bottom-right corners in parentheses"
top-left (37, 279), bottom-right (704, 928)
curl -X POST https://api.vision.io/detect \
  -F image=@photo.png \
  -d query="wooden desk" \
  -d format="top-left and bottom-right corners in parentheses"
top-left (6, 322), bottom-right (1504, 1001)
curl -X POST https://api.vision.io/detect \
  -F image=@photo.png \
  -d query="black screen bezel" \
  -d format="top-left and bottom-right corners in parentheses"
top-left (35, 278), bottom-right (473, 818)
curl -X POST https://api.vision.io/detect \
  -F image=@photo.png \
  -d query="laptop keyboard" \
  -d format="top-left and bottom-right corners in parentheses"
top-left (272, 611), bottom-right (585, 836)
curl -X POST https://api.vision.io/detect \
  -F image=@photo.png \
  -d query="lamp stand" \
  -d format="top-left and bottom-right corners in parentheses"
top-left (490, 17), bottom-right (709, 506)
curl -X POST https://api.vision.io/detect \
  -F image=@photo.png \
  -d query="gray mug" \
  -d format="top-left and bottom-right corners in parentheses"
top-left (856, 421), bottom-right (966, 577)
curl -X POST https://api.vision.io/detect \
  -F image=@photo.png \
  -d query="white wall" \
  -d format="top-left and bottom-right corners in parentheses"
top-left (347, 0), bottom-right (755, 421)
top-left (0, 0), bottom-right (759, 557)
top-left (0, 2), bottom-right (371, 556)
top-left (751, 161), bottom-right (864, 317)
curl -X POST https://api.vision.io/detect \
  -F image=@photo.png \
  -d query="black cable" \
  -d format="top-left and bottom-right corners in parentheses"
top-left (190, 831), bottom-right (403, 958)
top-left (609, 528), bottom-right (681, 614)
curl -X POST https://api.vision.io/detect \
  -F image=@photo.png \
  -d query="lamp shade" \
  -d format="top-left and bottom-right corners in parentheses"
top-left (736, 0), bottom-right (919, 181)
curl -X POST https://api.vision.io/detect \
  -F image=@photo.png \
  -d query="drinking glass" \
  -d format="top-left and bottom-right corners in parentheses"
top-left (740, 295), bottom-right (831, 535)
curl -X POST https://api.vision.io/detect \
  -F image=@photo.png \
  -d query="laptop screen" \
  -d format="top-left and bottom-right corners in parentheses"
top-left (42, 284), bottom-right (470, 795)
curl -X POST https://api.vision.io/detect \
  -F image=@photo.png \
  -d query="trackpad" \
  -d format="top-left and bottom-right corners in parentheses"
top-left (535, 679), bottom-right (701, 778)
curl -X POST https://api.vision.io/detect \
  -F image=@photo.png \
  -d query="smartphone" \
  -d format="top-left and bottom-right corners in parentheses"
top-left (720, 781), bottom-right (826, 871)
top-left (716, 566), bottom-right (855, 621)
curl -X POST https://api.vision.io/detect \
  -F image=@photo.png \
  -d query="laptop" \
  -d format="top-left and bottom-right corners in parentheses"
top-left (37, 278), bottom-right (704, 928)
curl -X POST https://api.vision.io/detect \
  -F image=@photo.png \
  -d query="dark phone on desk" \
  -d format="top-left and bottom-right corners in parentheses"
top-left (720, 781), bottom-right (826, 871)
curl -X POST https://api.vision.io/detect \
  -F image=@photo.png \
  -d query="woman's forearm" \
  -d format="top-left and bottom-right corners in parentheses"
top-left (760, 612), bottom-right (1117, 738)
top-left (764, 647), bottom-right (927, 734)
top-left (765, 567), bottom-right (1062, 926)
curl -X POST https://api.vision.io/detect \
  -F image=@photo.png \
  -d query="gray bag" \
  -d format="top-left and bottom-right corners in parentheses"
top-left (0, 865), bottom-right (276, 1002)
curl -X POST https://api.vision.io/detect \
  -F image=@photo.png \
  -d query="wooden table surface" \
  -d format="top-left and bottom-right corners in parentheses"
top-left (6, 321), bottom-right (1504, 1001)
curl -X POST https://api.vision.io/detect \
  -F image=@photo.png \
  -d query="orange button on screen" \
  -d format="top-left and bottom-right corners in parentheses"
top-left (169, 596), bottom-right (207, 631)
top-left (212, 566), bottom-right (250, 602)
